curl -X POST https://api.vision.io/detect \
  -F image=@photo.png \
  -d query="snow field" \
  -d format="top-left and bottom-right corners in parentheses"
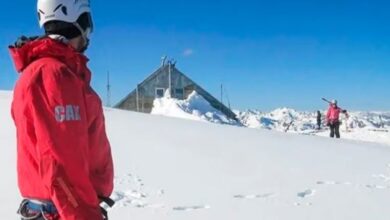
top-left (1, 90), bottom-right (390, 219)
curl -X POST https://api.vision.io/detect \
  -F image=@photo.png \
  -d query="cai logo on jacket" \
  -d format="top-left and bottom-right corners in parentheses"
top-left (55, 105), bottom-right (81, 122)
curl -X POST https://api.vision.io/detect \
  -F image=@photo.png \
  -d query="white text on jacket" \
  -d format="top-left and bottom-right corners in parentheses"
top-left (55, 105), bottom-right (81, 122)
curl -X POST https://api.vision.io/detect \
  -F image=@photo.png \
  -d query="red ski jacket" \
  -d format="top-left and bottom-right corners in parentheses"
top-left (10, 37), bottom-right (114, 220)
top-left (326, 104), bottom-right (342, 124)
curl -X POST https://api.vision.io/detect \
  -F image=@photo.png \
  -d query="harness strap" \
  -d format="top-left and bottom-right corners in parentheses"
top-left (101, 207), bottom-right (108, 220)
top-left (26, 200), bottom-right (57, 214)
top-left (99, 196), bottom-right (115, 207)
top-left (99, 196), bottom-right (115, 220)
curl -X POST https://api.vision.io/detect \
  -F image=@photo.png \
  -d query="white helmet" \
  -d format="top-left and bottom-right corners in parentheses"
top-left (331, 99), bottom-right (338, 105)
top-left (37, 0), bottom-right (91, 27)
top-left (37, 0), bottom-right (93, 39)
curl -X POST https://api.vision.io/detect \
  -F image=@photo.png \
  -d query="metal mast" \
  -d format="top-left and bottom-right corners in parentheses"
top-left (106, 71), bottom-right (111, 107)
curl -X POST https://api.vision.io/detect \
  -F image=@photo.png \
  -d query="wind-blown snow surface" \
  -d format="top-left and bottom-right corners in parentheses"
top-left (2, 90), bottom-right (390, 219)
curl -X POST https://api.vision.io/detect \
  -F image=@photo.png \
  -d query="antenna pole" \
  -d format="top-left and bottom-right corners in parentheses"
top-left (106, 71), bottom-right (111, 107)
top-left (168, 61), bottom-right (172, 97)
top-left (161, 55), bottom-right (167, 67)
top-left (136, 84), bottom-right (139, 112)
top-left (220, 84), bottom-right (223, 111)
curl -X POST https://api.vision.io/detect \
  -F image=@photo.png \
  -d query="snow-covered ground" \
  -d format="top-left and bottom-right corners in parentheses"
top-left (2, 90), bottom-right (390, 219)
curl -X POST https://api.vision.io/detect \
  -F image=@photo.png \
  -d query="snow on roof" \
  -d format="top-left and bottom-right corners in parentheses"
top-left (151, 90), bottom-right (240, 125)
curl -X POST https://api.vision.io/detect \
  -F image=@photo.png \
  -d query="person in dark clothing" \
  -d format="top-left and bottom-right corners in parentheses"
top-left (316, 110), bottom-right (322, 130)
top-left (329, 122), bottom-right (341, 138)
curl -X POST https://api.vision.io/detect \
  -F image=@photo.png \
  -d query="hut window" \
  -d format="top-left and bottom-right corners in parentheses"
top-left (155, 88), bottom-right (165, 98)
top-left (175, 88), bottom-right (184, 99)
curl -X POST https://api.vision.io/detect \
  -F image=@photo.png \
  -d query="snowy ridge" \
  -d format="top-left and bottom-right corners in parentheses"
top-left (236, 108), bottom-right (390, 132)
top-left (235, 108), bottom-right (317, 132)
top-left (236, 108), bottom-right (390, 145)
top-left (150, 92), bottom-right (390, 145)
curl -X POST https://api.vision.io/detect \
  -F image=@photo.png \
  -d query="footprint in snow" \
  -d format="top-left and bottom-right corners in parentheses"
top-left (297, 189), bottom-right (315, 198)
top-left (114, 174), bottom-right (144, 187)
top-left (365, 184), bottom-right (390, 190)
top-left (172, 205), bottom-right (211, 211)
top-left (233, 193), bottom-right (276, 200)
top-left (111, 191), bottom-right (125, 203)
top-left (316, 180), bottom-right (352, 185)
top-left (110, 173), bottom-right (159, 209)
top-left (372, 174), bottom-right (390, 182)
top-left (365, 164), bottom-right (390, 190)
top-left (294, 202), bottom-right (313, 207)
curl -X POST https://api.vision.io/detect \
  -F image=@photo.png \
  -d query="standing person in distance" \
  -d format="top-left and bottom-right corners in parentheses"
top-left (10, 0), bottom-right (114, 219)
top-left (326, 100), bottom-right (347, 138)
top-left (343, 110), bottom-right (350, 132)
top-left (316, 110), bottom-right (322, 130)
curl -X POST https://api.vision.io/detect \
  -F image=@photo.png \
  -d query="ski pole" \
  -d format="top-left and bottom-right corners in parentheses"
top-left (322, 98), bottom-right (348, 114)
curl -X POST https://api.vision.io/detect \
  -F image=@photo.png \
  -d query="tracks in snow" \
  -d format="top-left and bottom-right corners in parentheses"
top-left (109, 163), bottom-right (390, 214)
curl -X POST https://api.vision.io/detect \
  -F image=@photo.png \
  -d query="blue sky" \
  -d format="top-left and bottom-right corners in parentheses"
top-left (1, 0), bottom-right (389, 111)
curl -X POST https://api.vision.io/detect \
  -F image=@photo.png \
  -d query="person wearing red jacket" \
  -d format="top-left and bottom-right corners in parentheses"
top-left (326, 100), bottom-right (347, 138)
top-left (10, 0), bottom-right (114, 219)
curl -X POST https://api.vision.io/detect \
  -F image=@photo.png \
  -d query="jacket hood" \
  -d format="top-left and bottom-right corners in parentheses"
top-left (9, 36), bottom-right (90, 82)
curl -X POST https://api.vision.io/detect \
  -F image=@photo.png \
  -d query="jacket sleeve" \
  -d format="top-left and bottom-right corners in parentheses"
top-left (27, 64), bottom-right (102, 220)
top-left (88, 96), bottom-right (114, 198)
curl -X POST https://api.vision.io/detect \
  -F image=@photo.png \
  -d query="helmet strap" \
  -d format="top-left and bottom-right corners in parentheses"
top-left (48, 34), bottom-right (69, 44)
top-left (72, 22), bottom-right (90, 52)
